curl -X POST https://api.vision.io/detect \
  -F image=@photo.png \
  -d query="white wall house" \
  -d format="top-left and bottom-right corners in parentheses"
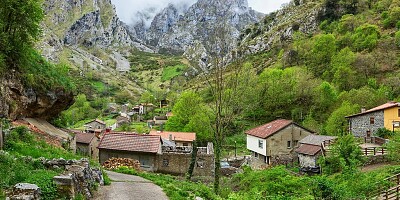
top-left (246, 134), bottom-right (267, 157)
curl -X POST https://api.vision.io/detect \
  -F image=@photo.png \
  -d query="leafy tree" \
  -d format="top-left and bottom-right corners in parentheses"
top-left (386, 132), bottom-right (400, 162)
top-left (325, 101), bottom-right (359, 135)
top-left (351, 24), bottom-right (380, 51)
top-left (320, 134), bottom-right (364, 174)
top-left (312, 81), bottom-right (338, 121)
top-left (308, 34), bottom-right (337, 76)
top-left (164, 91), bottom-right (213, 143)
top-left (0, 0), bottom-right (44, 67)
top-left (395, 30), bottom-right (400, 48)
top-left (329, 47), bottom-right (358, 90)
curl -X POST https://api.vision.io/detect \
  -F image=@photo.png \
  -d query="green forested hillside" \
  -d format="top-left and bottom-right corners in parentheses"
top-left (173, 0), bottom-right (400, 138)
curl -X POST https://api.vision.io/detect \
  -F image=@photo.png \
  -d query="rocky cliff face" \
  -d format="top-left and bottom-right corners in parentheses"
top-left (131, 0), bottom-right (263, 67)
top-left (238, 0), bottom-right (323, 54)
top-left (0, 73), bottom-right (74, 120)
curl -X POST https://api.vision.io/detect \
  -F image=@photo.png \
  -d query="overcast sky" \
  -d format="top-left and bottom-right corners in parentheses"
top-left (111, 0), bottom-right (291, 25)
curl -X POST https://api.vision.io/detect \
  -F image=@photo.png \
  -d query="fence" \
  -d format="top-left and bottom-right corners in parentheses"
top-left (362, 147), bottom-right (387, 156)
top-left (370, 173), bottom-right (400, 200)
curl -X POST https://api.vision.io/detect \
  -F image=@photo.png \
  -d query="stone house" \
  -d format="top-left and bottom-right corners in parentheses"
top-left (246, 119), bottom-right (314, 166)
top-left (98, 132), bottom-right (163, 171)
top-left (116, 116), bottom-right (130, 127)
top-left (295, 135), bottom-right (336, 168)
top-left (149, 130), bottom-right (196, 147)
top-left (75, 132), bottom-right (100, 160)
top-left (346, 102), bottom-right (400, 137)
top-left (85, 119), bottom-right (107, 131)
top-left (153, 116), bottom-right (168, 125)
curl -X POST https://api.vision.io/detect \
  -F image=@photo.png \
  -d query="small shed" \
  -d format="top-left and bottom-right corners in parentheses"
top-left (295, 135), bottom-right (337, 168)
top-left (76, 132), bottom-right (99, 160)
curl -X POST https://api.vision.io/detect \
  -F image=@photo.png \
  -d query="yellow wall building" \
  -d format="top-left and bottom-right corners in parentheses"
top-left (384, 106), bottom-right (400, 131)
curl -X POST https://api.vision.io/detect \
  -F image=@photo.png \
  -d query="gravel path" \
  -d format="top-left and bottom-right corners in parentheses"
top-left (93, 171), bottom-right (169, 200)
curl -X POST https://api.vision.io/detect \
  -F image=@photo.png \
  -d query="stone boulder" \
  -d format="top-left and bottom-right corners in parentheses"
top-left (6, 183), bottom-right (41, 200)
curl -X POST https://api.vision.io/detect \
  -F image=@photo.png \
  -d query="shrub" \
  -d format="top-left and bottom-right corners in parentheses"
top-left (351, 24), bottom-right (380, 51)
top-left (25, 170), bottom-right (59, 200)
top-left (375, 128), bottom-right (393, 138)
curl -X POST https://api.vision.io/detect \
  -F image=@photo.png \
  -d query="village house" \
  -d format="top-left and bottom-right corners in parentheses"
top-left (116, 115), bottom-right (130, 127)
top-left (153, 116), bottom-right (168, 125)
top-left (346, 101), bottom-right (400, 137)
top-left (75, 131), bottom-right (100, 160)
top-left (85, 119), bottom-right (107, 131)
top-left (98, 132), bottom-right (163, 171)
top-left (246, 119), bottom-right (314, 166)
top-left (149, 130), bottom-right (196, 147)
top-left (295, 135), bottom-right (336, 168)
top-left (98, 131), bottom-right (213, 176)
top-left (139, 103), bottom-right (155, 115)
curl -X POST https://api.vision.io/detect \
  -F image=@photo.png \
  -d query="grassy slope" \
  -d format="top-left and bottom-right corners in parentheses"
top-left (0, 127), bottom-right (87, 199)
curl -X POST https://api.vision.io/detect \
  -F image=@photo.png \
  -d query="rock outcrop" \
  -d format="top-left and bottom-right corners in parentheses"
top-left (238, 0), bottom-right (323, 54)
top-left (0, 73), bottom-right (74, 121)
top-left (6, 183), bottom-right (41, 200)
top-left (131, 0), bottom-right (263, 67)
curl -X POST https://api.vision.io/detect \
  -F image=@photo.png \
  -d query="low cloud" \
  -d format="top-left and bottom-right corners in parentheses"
top-left (111, 0), bottom-right (197, 27)
top-left (111, 0), bottom-right (291, 27)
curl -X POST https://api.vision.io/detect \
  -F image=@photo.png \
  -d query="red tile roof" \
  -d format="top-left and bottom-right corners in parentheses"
top-left (149, 130), bottom-right (196, 142)
top-left (76, 132), bottom-right (95, 144)
top-left (346, 102), bottom-right (400, 118)
top-left (98, 132), bottom-right (161, 153)
top-left (245, 119), bottom-right (293, 139)
top-left (295, 144), bottom-right (322, 156)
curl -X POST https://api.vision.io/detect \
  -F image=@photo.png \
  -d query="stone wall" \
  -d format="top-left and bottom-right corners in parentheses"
top-left (48, 158), bottom-right (103, 199)
top-left (363, 155), bottom-right (389, 166)
top-left (348, 111), bottom-right (384, 137)
top-left (155, 153), bottom-right (214, 176)
top-left (298, 154), bottom-right (318, 168)
top-left (7, 158), bottom-right (103, 200)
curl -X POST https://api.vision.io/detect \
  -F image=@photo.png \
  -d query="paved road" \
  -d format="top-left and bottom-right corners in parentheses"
top-left (93, 171), bottom-right (169, 200)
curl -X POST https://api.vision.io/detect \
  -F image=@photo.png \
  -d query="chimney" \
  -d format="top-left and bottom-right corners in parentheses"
top-left (169, 134), bottom-right (173, 141)
top-left (361, 107), bottom-right (366, 113)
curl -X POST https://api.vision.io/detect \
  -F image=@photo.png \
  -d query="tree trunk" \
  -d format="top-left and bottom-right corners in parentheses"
top-left (187, 141), bottom-right (198, 181)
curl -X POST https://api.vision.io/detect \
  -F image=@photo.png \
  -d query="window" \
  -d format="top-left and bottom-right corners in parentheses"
top-left (370, 117), bottom-right (375, 124)
top-left (258, 140), bottom-right (263, 149)
top-left (197, 158), bottom-right (205, 168)
top-left (398, 109), bottom-right (400, 117)
top-left (162, 159), bottom-right (169, 167)
top-left (287, 141), bottom-right (291, 149)
top-left (183, 143), bottom-right (189, 147)
top-left (293, 140), bottom-right (298, 147)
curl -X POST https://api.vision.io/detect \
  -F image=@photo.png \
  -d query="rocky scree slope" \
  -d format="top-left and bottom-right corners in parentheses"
top-left (39, 0), bottom-right (152, 96)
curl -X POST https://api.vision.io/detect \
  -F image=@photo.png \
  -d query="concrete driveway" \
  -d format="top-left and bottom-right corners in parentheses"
top-left (93, 171), bottom-right (169, 200)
